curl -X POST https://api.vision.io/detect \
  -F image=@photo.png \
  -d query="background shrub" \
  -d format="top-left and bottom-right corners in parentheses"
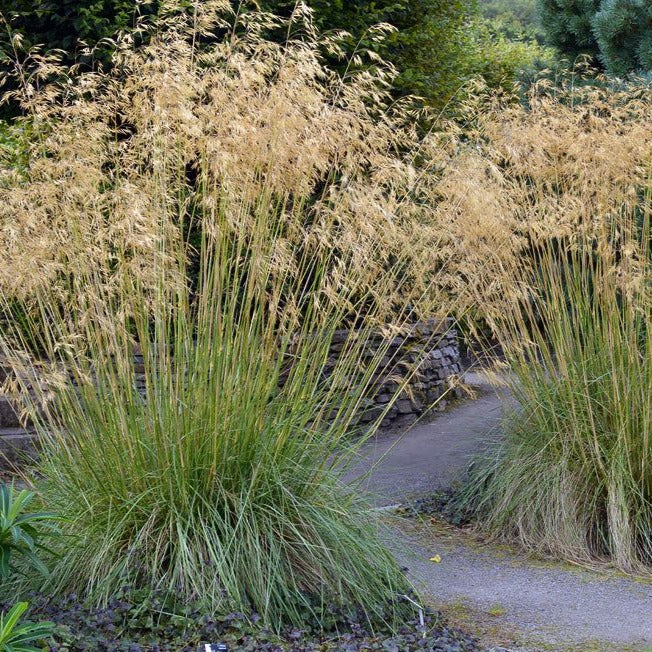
top-left (467, 19), bottom-right (556, 94)
top-left (0, 0), bottom-right (554, 116)
top-left (0, 0), bottom-right (480, 113)
top-left (265, 0), bottom-right (482, 111)
top-left (479, 0), bottom-right (546, 43)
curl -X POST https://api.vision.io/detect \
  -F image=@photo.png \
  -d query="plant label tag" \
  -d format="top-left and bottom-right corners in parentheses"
top-left (204, 645), bottom-right (228, 652)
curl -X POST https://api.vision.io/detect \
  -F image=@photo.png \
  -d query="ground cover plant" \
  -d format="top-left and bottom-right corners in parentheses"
top-left (0, 591), bottom-right (486, 651)
top-left (0, 0), bottom-right (519, 632)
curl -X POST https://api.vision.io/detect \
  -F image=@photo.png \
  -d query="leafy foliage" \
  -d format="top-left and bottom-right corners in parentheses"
top-left (0, 0), bottom-right (481, 112)
top-left (0, 484), bottom-right (60, 580)
top-left (479, 0), bottom-right (545, 42)
top-left (0, 120), bottom-right (30, 174)
top-left (0, 0), bottom-right (143, 60)
top-left (265, 0), bottom-right (555, 110)
top-left (0, 602), bottom-right (53, 652)
top-left (0, 590), bottom-right (483, 652)
top-left (0, 0), bottom-right (543, 115)
top-left (279, 0), bottom-right (480, 109)
top-left (467, 19), bottom-right (556, 93)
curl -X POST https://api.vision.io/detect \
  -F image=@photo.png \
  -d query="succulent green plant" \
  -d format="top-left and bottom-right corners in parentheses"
top-left (0, 602), bottom-right (53, 652)
top-left (0, 484), bottom-right (60, 580)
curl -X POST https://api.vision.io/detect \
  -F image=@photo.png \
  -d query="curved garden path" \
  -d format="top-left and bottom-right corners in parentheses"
top-left (348, 372), bottom-right (652, 652)
top-left (345, 371), bottom-right (510, 506)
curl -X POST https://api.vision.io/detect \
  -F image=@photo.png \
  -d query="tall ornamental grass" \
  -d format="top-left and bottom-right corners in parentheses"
top-left (0, 1), bottom-right (472, 625)
top-left (454, 77), bottom-right (652, 572)
top-left (460, 218), bottom-right (652, 571)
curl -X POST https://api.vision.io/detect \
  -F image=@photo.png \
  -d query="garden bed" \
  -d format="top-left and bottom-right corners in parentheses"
top-left (0, 592), bottom-right (487, 652)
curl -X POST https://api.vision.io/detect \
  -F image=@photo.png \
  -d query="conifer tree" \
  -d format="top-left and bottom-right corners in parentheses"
top-left (537, 0), bottom-right (601, 61)
top-left (592, 0), bottom-right (652, 75)
top-left (537, 0), bottom-right (652, 74)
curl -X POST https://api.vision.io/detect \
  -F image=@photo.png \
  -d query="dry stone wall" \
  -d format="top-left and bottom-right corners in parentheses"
top-left (0, 319), bottom-right (462, 466)
top-left (327, 318), bottom-right (462, 430)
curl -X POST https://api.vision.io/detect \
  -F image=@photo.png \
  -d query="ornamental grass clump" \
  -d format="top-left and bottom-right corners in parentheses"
top-left (462, 216), bottom-right (652, 571)
top-left (0, 0), bottom-right (475, 626)
top-left (454, 77), bottom-right (652, 572)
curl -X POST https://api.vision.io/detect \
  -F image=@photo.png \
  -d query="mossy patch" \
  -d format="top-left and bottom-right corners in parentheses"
top-left (431, 597), bottom-right (647, 652)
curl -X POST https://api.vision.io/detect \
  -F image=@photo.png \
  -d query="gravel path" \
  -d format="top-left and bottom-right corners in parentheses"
top-left (349, 372), bottom-right (652, 651)
top-left (391, 523), bottom-right (652, 651)
top-left (344, 372), bottom-right (512, 506)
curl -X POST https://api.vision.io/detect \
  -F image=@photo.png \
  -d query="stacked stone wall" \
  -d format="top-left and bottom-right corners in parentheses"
top-left (0, 318), bottom-right (462, 466)
top-left (327, 318), bottom-right (462, 430)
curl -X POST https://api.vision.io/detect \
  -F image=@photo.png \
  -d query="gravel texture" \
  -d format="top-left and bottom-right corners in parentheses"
top-left (344, 372), bottom-right (512, 507)
top-left (348, 372), bottom-right (652, 651)
top-left (390, 520), bottom-right (652, 651)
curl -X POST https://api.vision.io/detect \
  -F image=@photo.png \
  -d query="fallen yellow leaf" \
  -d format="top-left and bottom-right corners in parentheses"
top-left (429, 555), bottom-right (441, 563)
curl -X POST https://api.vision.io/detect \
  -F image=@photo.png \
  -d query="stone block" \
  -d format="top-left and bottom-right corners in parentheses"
top-left (0, 397), bottom-right (21, 428)
top-left (426, 388), bottom-right (443, 403)
top-left (412, 399), bottom-right (424, 412)
top-left (365, 406), bottom-right (385, 421)
top-left (396, 399), bottom-right (415, 414)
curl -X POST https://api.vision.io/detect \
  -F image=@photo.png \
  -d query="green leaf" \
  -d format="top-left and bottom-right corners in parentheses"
top-left (0, 603), bottom-right (28, 641)
top-left (0, 545), bottom-right (10, 580)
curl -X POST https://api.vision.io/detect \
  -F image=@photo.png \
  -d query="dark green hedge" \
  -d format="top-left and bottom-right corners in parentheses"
top-left (0, 0), bottom-right (480, 112)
